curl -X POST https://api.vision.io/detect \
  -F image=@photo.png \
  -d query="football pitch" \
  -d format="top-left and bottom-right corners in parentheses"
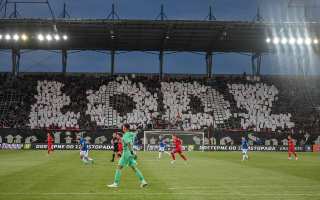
top-left (0, 150), bottom-right (319, 200)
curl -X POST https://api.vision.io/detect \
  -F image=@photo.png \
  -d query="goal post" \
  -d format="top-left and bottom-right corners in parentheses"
top-left (143, 130), bottom-right (205, 152)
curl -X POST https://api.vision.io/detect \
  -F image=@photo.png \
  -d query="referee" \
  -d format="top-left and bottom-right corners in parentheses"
top-left (110, 132), bottom-right (119, 162)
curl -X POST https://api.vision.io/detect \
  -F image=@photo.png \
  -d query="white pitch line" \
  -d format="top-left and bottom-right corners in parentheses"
top-left (0, 193), bottom-right (320, 196)
top-left (168, 185), bottom-right (320, 189)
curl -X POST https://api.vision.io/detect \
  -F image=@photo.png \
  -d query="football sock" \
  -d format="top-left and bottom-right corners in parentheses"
top-left (134, 168), bottom-right (145, 182)
top-left (114, 169), bottom-right (121, 185)
top-left (111, 153), bottom-right (115, 161)
top-left (171, 152), bottom-right (176, 160)
top-left (180, 154), bottom-right (187, 161)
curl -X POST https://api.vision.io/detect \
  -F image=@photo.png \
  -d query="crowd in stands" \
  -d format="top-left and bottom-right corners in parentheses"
top-left (29, 80), bottom-right (80, 129)
top-left (161, 81), bottom-right (231, 130)
top-left (86, 76), bottom-right (159, 129)
top-left (228, 83), bottom-right (294, 132)
top-left (0, 73), bottom-right (319, 135)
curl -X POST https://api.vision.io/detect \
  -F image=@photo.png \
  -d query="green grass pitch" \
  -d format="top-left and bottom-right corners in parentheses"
top-left (0, 150), bottom-right (319, 200)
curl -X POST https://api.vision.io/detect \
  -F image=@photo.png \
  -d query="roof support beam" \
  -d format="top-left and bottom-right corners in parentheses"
top-left (251, 53), bottom-right (262, 76)
top-left (206, 52), bottom-right (213, 78)
top-left (250, 3), bottom-right (263, 76)
top-left (62, 49), bottom-right (67, 74)
top-left (3, 0), bottom-right (55, 19)
top-left (11, 48), bottom-right (20, 76)
top-left (159, 50), bottom-right (164, 79)
top-left (110, 50), bottom-right (115, 76)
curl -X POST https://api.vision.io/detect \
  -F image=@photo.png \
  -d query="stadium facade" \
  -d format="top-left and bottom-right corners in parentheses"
top-left (0, 3), bottom-right (319, 151)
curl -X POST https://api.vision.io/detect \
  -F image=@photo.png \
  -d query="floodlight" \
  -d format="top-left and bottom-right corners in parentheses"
top-left (297, 38), bottom-right (303, 44)
top-left (46, 34), bottom-right (52, 41)
top-left (21, 34), bottom-right (28, 41)
top-left (305, 38), bottom-right (311, 45)
top-left (13, 34), bottom-right (20, 41)
top-left (281, 38), bottom-right (287, 44)
top-left (5, 34), bottom-right (11, 40)
top-left (54, 34), bottom-right (60, 41)
top-left (38, 34), bottom-right (44, 41)
top-left (289, 38), bottom-right (296, 44)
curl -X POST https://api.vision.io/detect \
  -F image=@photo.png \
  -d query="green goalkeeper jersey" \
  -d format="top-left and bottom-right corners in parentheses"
top-left (122, 131), bottom-right (136, 152)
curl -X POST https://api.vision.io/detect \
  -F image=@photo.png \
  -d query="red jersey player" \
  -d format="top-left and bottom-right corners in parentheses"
top-left (47, 132), bottom-right (54, 154)
top-left (170, 134), bottom-right (187, 164)
top-left (288, 135), bottom-right (298, 160)
top-left (117, 134), bottom-right (123, 159)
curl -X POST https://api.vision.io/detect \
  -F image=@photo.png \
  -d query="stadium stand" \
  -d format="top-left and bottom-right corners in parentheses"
top-left (228, 82), bottom-right (294, 132)
top-left (86, 76), bottom-right (159, 129)
top-left (0, 73), bottom-right (319, 135)
top-left (29, 80), bottom-right (80, 129)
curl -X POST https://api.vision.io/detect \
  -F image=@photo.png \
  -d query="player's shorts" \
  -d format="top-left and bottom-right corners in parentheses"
top-left (118, 146), bottom-right (123, 153)
top-left (159, 146), bottom-right (165, 152)
top-left (118, 151), bottom-right (137, 167)
top-left (242, 149), bottom-right (248, 154)
top-left (113, 146), bottom-right (119, 152)
top-left (172, 148), bottom-right (182, 154)
top-left (48, 143), bottom-right (53, 150)
top-left (288, 147), bottom-right (295, 153)
top-left (80, 150), bottom-right (89, 157)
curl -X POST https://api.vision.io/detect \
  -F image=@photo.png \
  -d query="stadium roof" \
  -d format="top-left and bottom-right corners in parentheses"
top-left (1, 18), bottom-right (320, 52)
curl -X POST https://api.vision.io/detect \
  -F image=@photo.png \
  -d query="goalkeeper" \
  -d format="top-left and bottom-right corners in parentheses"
top-left (107, 123), bottom-right (147, 188)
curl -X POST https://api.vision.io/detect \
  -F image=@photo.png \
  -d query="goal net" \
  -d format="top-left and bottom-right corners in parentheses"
top-left (143, 130), bottom-right (204, 152)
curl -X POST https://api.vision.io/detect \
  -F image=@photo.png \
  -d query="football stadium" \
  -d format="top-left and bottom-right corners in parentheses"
top-left (0, 0), bottom-right (320, 200)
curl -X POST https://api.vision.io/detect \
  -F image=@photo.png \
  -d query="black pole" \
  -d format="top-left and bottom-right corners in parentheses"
top-left (160, 4), bottom-right (164, 20)
top-left (257, 53), bottom-right (262, 75)
top-left (111, 50), bottom-right (115, 75)
top-left (250, 3), bottom-right (263, 76)
top-left (251, 54), bottom-right (256, 76)
top-left (16, 50), bottom-right (20, 75)
top-left (112, 3), bottom-right (115, 20)
top-left (62, 3), bottom-right (66, 18)
top-left (11, 48), bottom-right (20, 76)
top-left (62, 49), bottom-right (67, 74)
top-left (4, 0), bottom-right (7, 17)
top-left (156, 4), bottom-right (167, 20)
top-left (251, 53), bottom-right (262, 76)
top-left (158, 4), bottom-right (166, 79)
top-left (256, 6), bottom-right (262, 21)
top-left (205, 5), bottom-right (216, 21)
top-left (159, 51), bottom-right (164, 79)
top-left (206, 52), bottom-right (213, 78)
top-left (13, 2), bottom-right (17, 17)
top-left (12, 50), bottom-right (16, 76)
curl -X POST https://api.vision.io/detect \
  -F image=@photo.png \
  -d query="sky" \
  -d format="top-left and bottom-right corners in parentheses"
top-left (1, 0), bottom-right (320, 75)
